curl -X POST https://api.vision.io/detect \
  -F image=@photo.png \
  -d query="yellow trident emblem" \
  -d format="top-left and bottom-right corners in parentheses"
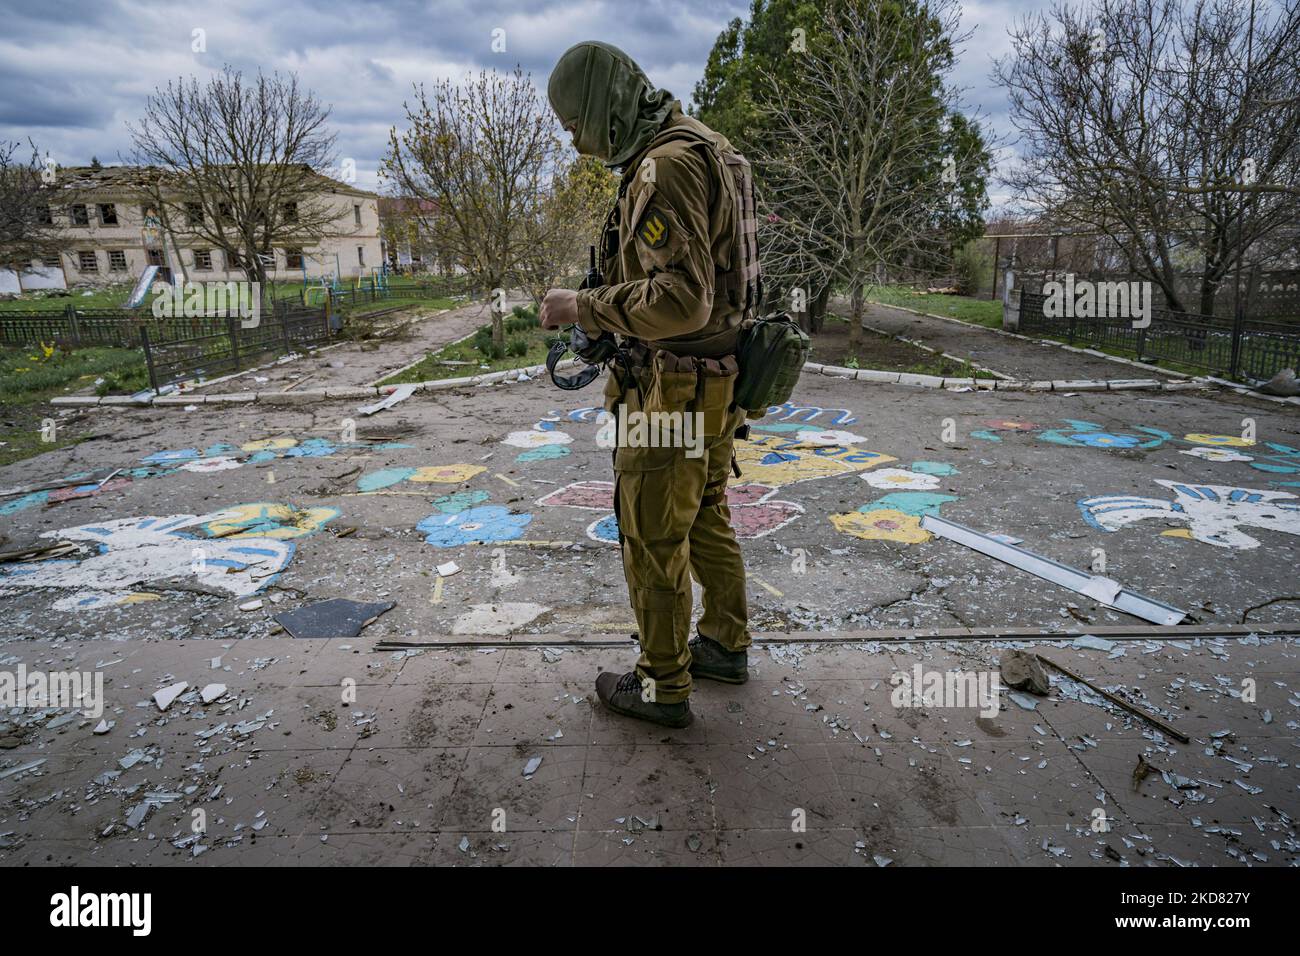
top-left (638, 210), bottom-right (668, 249)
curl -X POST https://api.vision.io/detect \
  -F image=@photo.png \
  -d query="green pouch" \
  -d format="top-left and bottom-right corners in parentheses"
top-left (733, 312), bottom-right (810, 418)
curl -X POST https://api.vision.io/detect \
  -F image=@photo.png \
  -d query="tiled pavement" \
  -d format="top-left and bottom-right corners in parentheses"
top-left (1, 634), bottom-right (1295, 866)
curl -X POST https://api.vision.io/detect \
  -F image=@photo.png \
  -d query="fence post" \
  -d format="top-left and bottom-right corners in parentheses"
top-left (140, 326), bottom-right (158, 393)
top-left (66, 304), bottom-right (82, 348)
top-left (281, 305), bottom-right (292, 354)
top-left (229, 315), bottom-right (241, 372)
top-left (1229, 304), bottom-right (1244, 379)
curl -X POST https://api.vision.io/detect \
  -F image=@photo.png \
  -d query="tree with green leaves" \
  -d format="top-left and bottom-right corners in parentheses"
top-left (695, 0), bottom-right (991, 340)
top-left (385, 69), bottom-right (564, 352)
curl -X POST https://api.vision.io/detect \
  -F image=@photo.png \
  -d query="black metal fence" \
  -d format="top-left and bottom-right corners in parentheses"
top-left (1018, 289), bottom-right (1300, 380)
top-left (140, 303), bottom-right (331, 391)
top-left (0, 305), bottom-right (146, 348)
top-left (0, 283), bottom-right (461, 348)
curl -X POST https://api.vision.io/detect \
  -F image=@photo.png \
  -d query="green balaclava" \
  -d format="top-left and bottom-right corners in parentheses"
top-left (547, 41), bottom-right (676, 168)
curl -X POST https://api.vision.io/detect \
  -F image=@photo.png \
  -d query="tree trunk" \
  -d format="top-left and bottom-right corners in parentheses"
top-left (848, 281), bottom-right (863, 352)
top-left (808, 283), bottom-right (830, 334)
top-left (489, 281), bottom-right (505, 355)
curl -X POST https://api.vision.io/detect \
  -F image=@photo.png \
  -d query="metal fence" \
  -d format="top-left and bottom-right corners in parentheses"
top-left (140, 303), bottom-right (331, 391)
top-left (1018, 290), bottom-right (1300, 380)
top-left (0, 305), bottom-right (146, 348)
top-left (0, 284), bottom-right (460, 348)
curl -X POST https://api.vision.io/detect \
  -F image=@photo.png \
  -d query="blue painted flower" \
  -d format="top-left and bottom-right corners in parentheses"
top-left (417, 506), bottom-right (532, 547)
top-left (589, 514), bottom-right (620, 543)
top-left (284, 438), bottom-right (337, 457)
top-left (1069, 432), bottom-right (1140, 448)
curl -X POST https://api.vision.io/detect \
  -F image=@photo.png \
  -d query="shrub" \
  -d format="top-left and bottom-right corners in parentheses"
top-left (507, 336), bottom-right (528, 357)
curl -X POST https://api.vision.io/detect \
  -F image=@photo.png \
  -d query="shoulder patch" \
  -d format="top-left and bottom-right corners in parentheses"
top-left (637, 207), bottom-right (669, 249)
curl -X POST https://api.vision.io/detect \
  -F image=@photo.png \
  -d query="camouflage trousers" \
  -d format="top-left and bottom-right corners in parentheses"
top-left (603, 347), bottom-right (751, 704)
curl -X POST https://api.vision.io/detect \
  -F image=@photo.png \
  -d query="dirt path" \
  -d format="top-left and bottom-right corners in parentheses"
top-left (191, 296), bottom-right (529, 393)
top-left (850, 300), bottom-right (1183, 381)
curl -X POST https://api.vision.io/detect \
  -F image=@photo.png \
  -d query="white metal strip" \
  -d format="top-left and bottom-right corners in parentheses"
top-left (921, 514), bottom-right (1186, 626)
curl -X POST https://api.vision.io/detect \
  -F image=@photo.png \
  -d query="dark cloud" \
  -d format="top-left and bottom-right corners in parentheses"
top-left (0, 0), bottom-right (1031, 197)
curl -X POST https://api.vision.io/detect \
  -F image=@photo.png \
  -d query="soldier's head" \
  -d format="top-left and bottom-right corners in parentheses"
top-left (547, 41), bottom-right (676, 167)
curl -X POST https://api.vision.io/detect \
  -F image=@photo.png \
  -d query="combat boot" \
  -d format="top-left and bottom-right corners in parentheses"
top-left (688, 633), bottom-right (749, 684)
top-left (595, 671), bottom-right (693, 728)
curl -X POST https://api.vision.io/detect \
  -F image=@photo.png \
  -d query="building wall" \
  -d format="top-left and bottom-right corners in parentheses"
top-left (32, 184), bottom-right (383, 289)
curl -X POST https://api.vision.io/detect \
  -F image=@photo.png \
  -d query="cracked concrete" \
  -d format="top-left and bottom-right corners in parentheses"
top-left (2, 335), bottom-right (1298, 865)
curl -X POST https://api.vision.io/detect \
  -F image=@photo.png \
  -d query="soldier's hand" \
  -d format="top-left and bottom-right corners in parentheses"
top-left (540, 288), bottom-right (578, 330)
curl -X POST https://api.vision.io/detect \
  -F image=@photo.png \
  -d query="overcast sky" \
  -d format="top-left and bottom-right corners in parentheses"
top-left (0, 0), bottom-right (1043, 205)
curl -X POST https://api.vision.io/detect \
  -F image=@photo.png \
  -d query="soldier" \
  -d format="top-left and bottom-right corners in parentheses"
top-left (540, 41), bottom-right (762, 728)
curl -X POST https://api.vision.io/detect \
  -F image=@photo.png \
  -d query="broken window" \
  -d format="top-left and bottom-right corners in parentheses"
top-left (357, 245), bottom-right (365, 267)
top-left (186, 202), bottom-right (205, 227)
top-left (70, 204), bottom-right (89, 226)
top-left (38, 205), bottom-right (52, 225)
top-left (98, 203), bottom-right (118, 226)
top-left (146, 248), bottom-right (165, 267)
top-left (218, 202), bottom-right (234, 222)
top-left (193, 249), bottom-right (213, 271)
top-left (354, 203), bottom-right (361, 227)
top-left (41, 255), bottom-right (61, 269)
top-left (284, 247), bottom-right (303, 269)
top-left (77, 250), bottom-right (97, 272)
top-left (108, 250), bottom-right (128, 272)
top-left (282, 202), bottom-right (298, 223)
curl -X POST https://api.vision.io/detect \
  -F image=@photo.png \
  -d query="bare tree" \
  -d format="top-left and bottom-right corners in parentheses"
top-left (757, 0), bottom-right (991, 351)
top-left (516, 154), bottom-right (616, 305)
top-left (384, 68), bottom-right (564, 351)
top-left (996, 0), bottom-right (1300, 315)
top-left (127, 66), bottom-right (339, 288)
top-left (0, 140), bottom-right (66, 275)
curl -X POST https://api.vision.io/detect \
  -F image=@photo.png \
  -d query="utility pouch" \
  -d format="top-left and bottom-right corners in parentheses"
top-left (733, 311), bottom-right (810, 419)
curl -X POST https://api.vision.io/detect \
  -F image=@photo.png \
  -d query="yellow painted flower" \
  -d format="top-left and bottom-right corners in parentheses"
top-left (830, 509), bottom-right (932, 544)
top-left (1184, 433), bottom-right (1254, 447)
top-left (409, 464), bottom-right (487, 484)
top-left (203, 503), bottom-right (340, 539)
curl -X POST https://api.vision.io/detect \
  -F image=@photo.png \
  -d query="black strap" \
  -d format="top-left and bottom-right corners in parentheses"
top-left (545, 339), bottom-right (602, 390)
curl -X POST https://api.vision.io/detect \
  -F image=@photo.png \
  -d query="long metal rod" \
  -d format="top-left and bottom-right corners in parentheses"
top-left (370, 621), bottom-right (1299, 651)
top-left (920, 514), bottom-right (1187, 626)
top-left (1037, 654), bottom-right (1190, 743)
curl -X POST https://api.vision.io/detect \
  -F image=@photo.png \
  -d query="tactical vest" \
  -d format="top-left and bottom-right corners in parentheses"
top-left (606, 116), bottom-right (764, 357)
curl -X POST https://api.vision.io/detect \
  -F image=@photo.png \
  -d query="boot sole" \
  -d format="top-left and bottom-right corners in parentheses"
top-left (601, 696), bottom-right (694, 729)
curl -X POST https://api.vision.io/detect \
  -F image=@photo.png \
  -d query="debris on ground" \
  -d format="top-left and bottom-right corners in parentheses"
top-left (272, 598), bottom-right (395, 638)
top-left (999, 649), bottom-right (1050, 695)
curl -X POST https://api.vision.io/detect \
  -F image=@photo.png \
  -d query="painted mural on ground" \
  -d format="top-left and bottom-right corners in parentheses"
top-left (831, 489), bottom-right (959, 545)
top-left (417, 506), bottom-right (533, 547)
top-left (969, 417), bottom-right (1300, 476)
top-left (0, 503), bottom-right (335, 611)
top-left (537, 480), bottom-right (803, 543)
top-left (356, 464), bottom-right (487, 492)
top-left (1, 436), bottom-right (410, 517)
top-left (538, 404), bottom-right (963, 544)
top-left (503, 423), bottom-right (574, 463)
top-left (1079, 481), bottom-right (1300, 550)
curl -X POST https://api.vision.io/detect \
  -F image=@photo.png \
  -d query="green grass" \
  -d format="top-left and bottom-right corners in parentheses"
top-left (0, 345), bottom-right (146, 402)
top-left (0, 277), bottom-right (464, 312)
top-left (0, 345), bottom-right (149, 467)
top-left (865, 285), bottom-right (1004, 328)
